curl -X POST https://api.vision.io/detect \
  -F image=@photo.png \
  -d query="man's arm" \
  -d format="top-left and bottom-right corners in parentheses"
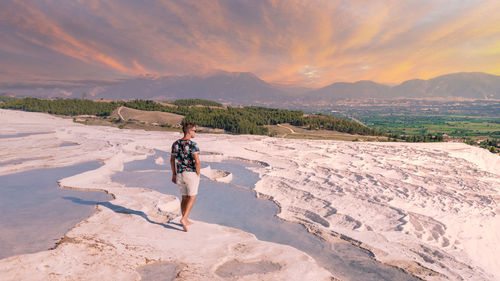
top-left (193, 153), bottom-right (201, 176)
top-left (170, 154), bottom-right (177, 183)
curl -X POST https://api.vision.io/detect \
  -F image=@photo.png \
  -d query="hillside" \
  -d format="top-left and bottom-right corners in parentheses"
top-left (0, 97), bottom-right (394, 139)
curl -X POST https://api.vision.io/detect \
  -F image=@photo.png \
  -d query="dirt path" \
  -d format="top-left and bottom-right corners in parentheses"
top-left (348, 116), bottom-right (367, 127)
top-left (117, 106), bottom-right (125, 121)
top-left (277, 123), bottom-right (295, 134)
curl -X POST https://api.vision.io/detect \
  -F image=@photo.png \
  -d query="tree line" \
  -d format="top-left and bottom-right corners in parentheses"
top-left (0, 97), bottom-right (120, 116)
top-left (465, 138), bottom-right (499, 153)
top-left (0, 95), bottom-right (14, 103)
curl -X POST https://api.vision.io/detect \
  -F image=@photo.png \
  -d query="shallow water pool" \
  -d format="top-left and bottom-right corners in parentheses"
top-left (111, 150), bottom-right (419, 281)
top-left (0, 162), bottom-right (111, 259)
top-left (0, 132), bottom-right (53, 139)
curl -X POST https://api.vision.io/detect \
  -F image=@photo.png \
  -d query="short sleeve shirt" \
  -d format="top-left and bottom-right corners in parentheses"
top-left (171, 139), bottom-right (200, 174)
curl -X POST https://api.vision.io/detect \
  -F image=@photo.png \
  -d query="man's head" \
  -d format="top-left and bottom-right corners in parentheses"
top-left (182, 122), bottom-right (197, 136)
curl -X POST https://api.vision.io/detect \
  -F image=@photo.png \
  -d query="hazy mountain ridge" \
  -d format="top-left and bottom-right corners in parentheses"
top-left (1, 72), bottom-right (499, 104)
top-left (305, 72), bottom-right (500, 101)
top-left (80, 71), bottom-right (287, 104)
top-left (391, 72), bottom-right (500, 99)
top-left (305, 80), bottom-right (392, 100)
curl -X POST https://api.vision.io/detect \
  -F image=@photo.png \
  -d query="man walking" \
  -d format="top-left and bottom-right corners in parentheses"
top-left (170, 122), bottom-right (200, 232)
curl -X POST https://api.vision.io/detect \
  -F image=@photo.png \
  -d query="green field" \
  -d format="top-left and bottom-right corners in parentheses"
top-left (359, 115), bottom-right (500, 138)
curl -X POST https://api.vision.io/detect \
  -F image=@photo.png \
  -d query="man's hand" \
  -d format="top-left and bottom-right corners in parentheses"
top-left (172, 174), bottom-right (177, 184)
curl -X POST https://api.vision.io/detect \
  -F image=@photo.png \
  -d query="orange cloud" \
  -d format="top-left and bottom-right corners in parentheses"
top-left (1, 0), bottom-right (500, 87)
top-left (4, 1), bottom-right (143, 76)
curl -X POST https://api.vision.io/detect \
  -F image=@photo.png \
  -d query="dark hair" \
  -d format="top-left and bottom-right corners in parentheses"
top-left (182, 122), bottom-right (196, 134)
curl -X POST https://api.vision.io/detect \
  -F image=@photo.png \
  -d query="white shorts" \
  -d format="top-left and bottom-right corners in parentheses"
top-left (176, 172), bottom-right (200, 196)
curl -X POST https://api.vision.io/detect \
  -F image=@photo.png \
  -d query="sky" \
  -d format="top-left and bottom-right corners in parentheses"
top-left (1, 0), bottom-right (499, 88)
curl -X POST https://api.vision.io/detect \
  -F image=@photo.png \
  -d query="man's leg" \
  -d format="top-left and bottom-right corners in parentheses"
top-left (180, 195), bottom-right (194, 225)
top-left (181, 195), bottom-right (188, 216)
top-left (180, 195), bottom-right (196, 231)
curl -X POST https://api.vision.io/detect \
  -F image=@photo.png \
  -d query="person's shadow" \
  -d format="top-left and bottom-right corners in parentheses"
top-left (62, 196), bottom-right (184, 232)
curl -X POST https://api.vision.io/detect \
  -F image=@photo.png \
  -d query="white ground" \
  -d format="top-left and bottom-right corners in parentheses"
top-left (0, 109), bottom-right (499, 280)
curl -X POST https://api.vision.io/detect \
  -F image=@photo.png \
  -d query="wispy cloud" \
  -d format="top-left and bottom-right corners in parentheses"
top-left (1, 0), bottom-right (499, 87)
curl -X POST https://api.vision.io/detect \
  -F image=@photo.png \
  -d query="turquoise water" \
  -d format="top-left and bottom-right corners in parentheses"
top-left (111, 150), bottom-right (418, 281)
top-left (0, 162), bottom-right (110, 259)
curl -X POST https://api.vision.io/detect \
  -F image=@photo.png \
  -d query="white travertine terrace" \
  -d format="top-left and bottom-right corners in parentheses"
top-left (0, 109), bottom-right (333, 281)
top-left (1, 108), bottom-right (499, 280)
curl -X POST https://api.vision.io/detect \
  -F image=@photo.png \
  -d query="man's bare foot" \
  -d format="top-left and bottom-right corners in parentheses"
top-left (180, 218), bottom-right (189, 232)
top-left (186, 220), bottom-right (194, 226)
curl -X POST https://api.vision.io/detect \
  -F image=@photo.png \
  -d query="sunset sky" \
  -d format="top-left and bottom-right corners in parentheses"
top-left (1, 0), bottom-right (499, 87)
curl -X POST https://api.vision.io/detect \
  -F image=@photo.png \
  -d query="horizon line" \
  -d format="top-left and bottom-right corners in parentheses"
top-left (0, 70), bottom-right (498, 90)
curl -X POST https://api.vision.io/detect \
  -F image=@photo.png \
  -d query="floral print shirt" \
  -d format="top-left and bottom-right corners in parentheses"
top-left (171, 139), bottom-right (200, 174)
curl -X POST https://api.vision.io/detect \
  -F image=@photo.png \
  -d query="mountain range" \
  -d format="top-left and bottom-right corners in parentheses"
top-left (2, 71), bottom-right (499, 105)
